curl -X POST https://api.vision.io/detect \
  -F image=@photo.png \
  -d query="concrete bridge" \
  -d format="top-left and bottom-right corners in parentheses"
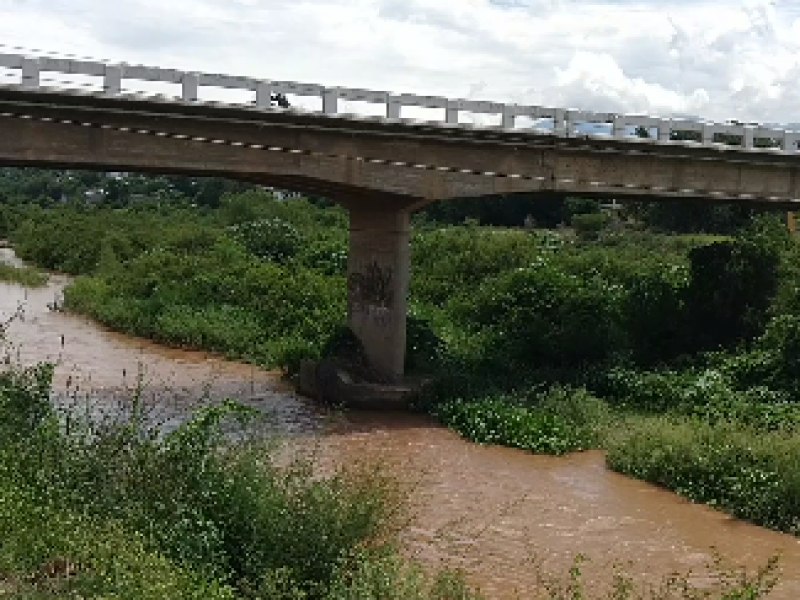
top-left (1, 51), bottom-right (799, 381)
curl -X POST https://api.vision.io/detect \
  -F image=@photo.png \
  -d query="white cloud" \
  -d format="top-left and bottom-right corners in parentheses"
top-left (0, 0), bottom-right (798, 124)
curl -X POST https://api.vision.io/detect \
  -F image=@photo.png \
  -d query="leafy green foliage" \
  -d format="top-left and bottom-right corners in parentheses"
top-left (229, 217), bottom-right (303, 263)
top-left (683, 239), bottom-right (780, 351)
top-left (7, 181), bottom-right (800, 546)
top-left (0, 261), bottom-right (48, 287)
top-left (606, 416), bottom-right (800, 534)
top-left (404, 315), bottom-right (447, 373)
top-left (436, 386), bottom-right (609, 455)
top-left (0, 353), bottom-right (479, 599)
top-left (454, 258), bottom-right (624, 366)
top-left (571, 212), bottom-right (610, 240)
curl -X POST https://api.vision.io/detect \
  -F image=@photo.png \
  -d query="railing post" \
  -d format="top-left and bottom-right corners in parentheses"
top-left (445, 101), bottom-right (459, 125)
top-left (21, 58), bottom-right (40, 89)
top-left (743, 126), bottom-right (755, 149)
top-left (182, 73), bottom-right (199, 102)
top-left (552, 109), bottom-right (566, 137)
top-left (386, 95), bottom-right (401, 119)
top-left (501, 104), bottom-right (515, 129)
top-left (256, 82), bottom-right (274, 109)
top-left (565, 110), bottom-right (577, 137)
top-left (785, 132), bottom-right (800, 154)
top-left (103, 65), bottom-right (123, 96)
top-left (658, 119), bottom-right (672, 142)
top-left (322, 88), bottom-right (338, 114)
top-left (702, 124), bottom-right (715, 146)
top-left (612, 116), bottom-right (626, 138)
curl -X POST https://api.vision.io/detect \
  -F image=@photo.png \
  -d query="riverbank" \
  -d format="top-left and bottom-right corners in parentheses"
top-left (7, 201), bottom-right (800, 533)
top-left (0, 244), bottom-right (47, 287)
top-left (0, 361), bottom-right (480, 599)
top-left (3, 229), bottom-right (800, 597)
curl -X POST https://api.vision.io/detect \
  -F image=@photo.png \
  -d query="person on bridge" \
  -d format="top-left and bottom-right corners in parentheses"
top-left (271, 93), bottom-right (290, 108)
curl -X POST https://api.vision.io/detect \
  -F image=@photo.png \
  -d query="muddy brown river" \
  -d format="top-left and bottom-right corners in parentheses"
top-left (3, 246), bottom-right (800, 598)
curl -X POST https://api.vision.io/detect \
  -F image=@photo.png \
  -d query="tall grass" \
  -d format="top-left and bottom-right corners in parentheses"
top-left (0, 261), bottom-right (47, 287)
top-left (0, 355), bottom-right (480, 599)
top-left (606, 414), bottom-right (800, 535)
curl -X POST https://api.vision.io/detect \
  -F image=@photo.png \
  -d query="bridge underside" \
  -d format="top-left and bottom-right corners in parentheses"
top-left (1, 88), bottom-right (800, 381)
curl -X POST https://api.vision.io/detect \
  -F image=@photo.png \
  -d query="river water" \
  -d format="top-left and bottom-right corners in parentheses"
top-left (2, 246), bottom-right (800, 598)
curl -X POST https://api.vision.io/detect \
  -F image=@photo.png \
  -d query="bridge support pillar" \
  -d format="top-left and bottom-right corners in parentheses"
top-left (347, 208), bottom-right (411, 383)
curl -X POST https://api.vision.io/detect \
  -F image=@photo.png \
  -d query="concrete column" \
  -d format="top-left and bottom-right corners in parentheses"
top-left (347, 208), bottom-right (410, 382)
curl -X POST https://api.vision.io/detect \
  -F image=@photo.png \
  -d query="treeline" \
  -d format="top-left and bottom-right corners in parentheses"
top-left (0, 166), bottom-right (759, 235)
top-left (0, 167), bottom-right (259, 208)
top-left (420, 192), bottom-right (757, 234)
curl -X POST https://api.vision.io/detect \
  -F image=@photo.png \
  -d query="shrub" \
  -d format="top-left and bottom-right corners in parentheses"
top-left (0, 261), bottom-right (48, 287)
top-left (435, 386), bottom-right (608, 455)
top-left (606, 415), bottom-right (800, 534)
top-left (571, 212), bottom-right (610, 240)
top-left (228, 217), bottom-right (304, 263)
top-left (456, 260), bottom-right (623, 366)
top-left (0, 361), bottom-right (414, 598)
top-left (405, 315), bottom-right (447, 374)
top-left (622, 266), bottom-right (687, 364)
top-left (683, 239), bottom-right (779, 351)
top-left (0, 487), bottom-right (234, 600)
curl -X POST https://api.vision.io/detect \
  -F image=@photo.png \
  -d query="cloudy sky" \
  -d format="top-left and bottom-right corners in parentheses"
top-left (1, 0), bottom-right (799, 125)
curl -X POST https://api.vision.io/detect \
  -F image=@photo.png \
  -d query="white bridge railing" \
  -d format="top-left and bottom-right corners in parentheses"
top-left (1, 51), bottom-right (799, 154)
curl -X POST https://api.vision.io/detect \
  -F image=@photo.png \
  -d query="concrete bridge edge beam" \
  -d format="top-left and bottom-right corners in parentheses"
top-left (346, 207), bottom-right (411, 383)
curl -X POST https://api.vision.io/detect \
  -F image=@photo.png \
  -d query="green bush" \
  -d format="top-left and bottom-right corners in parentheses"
top-left (755, 314), bottom-right (800, 395)
top-left (622, 266), bottom-right (687, 364)
top-left (404, 315), bottom-right (447, 373)
top-left (0, 487), bottom-right (234, 600)
top-left (410, 225), bottom-right (546, 306)
top-left (228, 217), bottom-right (304, 263)
top-left (64, 238), bottom-right (346, 367)
top-left (683, 239), bottom-right (779, 351)
top-left (571, 212), bottom-right (610, 240)
top-left (299, 236), bottom-right (348, 275)
top-left (606, 415), bottom-right (800, 534)
top-left (435, 386), bottom-right (608, 455)
top-left (0, 362), bottom-right (53, 441)
top-left (0, 359), bottom-right (432, 598)
top-left (456, 259), bottom-right (623, 366)
top-left (0, 261), bottom-right (48, 287)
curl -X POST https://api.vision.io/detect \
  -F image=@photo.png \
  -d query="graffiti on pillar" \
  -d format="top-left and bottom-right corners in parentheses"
top-left (348, 260), bottom-right (394, 327)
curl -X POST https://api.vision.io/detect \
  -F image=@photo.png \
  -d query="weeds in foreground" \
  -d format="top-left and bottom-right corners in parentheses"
top-left (0, 352), bottom-right (478, 599)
